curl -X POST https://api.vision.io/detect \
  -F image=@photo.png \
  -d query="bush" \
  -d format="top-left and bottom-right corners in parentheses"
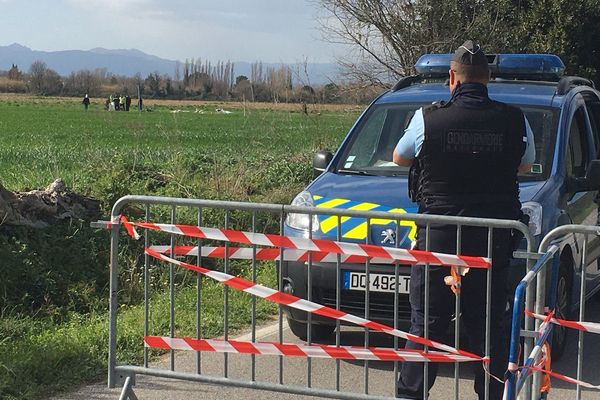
top-left (0, 77), bottom-right (26, 93)
top-left (0, 221), bottom-right (110, 319)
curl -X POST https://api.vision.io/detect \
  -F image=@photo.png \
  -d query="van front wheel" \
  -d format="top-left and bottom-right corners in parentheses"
top-left (551, 261), bottom-right (572, 361)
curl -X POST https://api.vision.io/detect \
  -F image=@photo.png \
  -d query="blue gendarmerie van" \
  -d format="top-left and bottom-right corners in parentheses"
top-left (281, 54), bottom-right (600, 358)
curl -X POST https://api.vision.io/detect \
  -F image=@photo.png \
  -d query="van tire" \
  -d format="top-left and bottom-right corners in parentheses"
top-left (551, 261), bottom-right (572, 361)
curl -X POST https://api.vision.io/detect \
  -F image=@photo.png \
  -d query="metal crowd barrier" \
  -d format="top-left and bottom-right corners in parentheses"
top-left (505, 224), bottom-right (600, 400)
top-left (95, 195), bottom-right (535, 400)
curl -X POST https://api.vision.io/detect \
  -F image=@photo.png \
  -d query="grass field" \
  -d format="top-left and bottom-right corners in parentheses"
top-left (0, 94), bottom-right (362, 399)
top-left (0, 95), bottom-right (361, 200)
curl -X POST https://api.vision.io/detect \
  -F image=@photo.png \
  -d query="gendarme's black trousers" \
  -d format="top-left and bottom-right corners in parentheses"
top-left (396, 202), bottom-right (516, 400)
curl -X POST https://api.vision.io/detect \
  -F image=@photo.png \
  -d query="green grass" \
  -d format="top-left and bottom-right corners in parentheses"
top-left (0, 98), bottom-right (357, 205)
top-left (0, 95), bottom-right (360, 399)
top-left (0, 265), bottom-right (278, 399)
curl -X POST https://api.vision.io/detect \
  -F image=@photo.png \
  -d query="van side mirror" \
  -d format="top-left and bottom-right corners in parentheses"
top-left (313, 150), bottom-right (333, 178)
top-left (567, 160), bottom-right (600, 193)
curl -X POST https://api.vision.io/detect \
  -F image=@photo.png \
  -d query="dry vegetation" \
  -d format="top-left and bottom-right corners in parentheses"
top-left (0, 92), bottom-right (364, 113)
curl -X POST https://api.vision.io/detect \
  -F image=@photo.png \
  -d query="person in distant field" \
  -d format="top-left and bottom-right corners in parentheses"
top-left (125, 95), bottom-right (131, 111)
top-left (138, 96), bottom-right (143, 111)
top-left (113, 95), bottom-right (120, 111)
top-left (82, 94), bottom-right (90, 111)
top-left (120, 95), bottom-right (126, 111)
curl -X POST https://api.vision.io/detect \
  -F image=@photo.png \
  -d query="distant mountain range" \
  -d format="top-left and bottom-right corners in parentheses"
top-left (0, 43), bottom-right (340, 85)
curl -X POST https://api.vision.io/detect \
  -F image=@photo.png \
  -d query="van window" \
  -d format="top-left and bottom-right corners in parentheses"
top-left (520, 106), bottom-right (559, 179)
top-left (585, 100), bottom-right (600, 157)
top-left (346, 107), bottom-right (388, 168)
top-left (338, 104), bottom-right (422, 175)
top-left (338, 103), bottom-right (559, 178)
top-left (566, 108), bottom-right (590, 178)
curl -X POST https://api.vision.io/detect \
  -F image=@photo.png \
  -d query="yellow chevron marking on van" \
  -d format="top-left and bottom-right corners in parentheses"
top-left (316, 198), bottom-right (351, 209)
top-left (369, 208), bottom-right (417, 241)
top-left (320, 216), bottom-right (351, 233)
top-left (341, 208), bottom-right (417, 240)
top-left (317, 202), bottom-right (379, 233)
top-left (312, 197), bottom-right (417, 241)
top-left (315, 199), bottom-right (352, 233)
top-left (343, 222), bottom-right (368, 239)
top-left (323, 202), bottom-right (380, 236)
top-left (348, 202), bottom-right (380, 211)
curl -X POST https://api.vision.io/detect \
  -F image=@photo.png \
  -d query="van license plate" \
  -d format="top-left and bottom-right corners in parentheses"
top-left (342, 272), bottom-right (410, 294)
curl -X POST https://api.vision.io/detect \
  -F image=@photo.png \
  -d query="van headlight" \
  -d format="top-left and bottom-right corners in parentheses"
top-left (521, 202), bottom-right (542, 236)
top-left (286, 191), bottom-right (320, 232)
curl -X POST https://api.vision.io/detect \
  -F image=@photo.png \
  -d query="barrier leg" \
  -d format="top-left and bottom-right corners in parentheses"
top-left (108, 217), bottom-right (120, 388)
top-left (504, 372), bottom-right (517, 400)
top-left (118, 376), bottom-right (138, 400)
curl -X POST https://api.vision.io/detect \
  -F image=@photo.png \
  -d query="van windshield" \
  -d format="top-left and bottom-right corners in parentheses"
top-left (336, 103), bottom-right (558, 181)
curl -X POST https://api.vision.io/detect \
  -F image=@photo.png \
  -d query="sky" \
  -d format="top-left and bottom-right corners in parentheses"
top-left (0, 0), bottom-right (343, 63)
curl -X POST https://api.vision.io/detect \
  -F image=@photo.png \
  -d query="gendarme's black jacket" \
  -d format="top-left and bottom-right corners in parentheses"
top-left (417, 83), bottom-right (526, 207)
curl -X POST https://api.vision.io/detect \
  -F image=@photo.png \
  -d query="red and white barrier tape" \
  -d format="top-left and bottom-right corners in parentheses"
top-left (145, 336), bottom-right (479, 363)
top-left (120, 216), bottom-right (490, 269)
top-left (524, 366), bottom-right (600, 390)
top-left (112, 215), bottom-right (140, 240)
top-left (519, 311), bottom-right (554, 375)
top-left (514, 311), bottom-right (600, 392)
top-left (145, 248), bottom-right (484, 361)
top-left (526, 310), bottom-right (600, 335)
top-left (148, 245), bottom-right (400, 265)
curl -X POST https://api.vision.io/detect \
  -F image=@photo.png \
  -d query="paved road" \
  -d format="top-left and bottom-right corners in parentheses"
top-left (53, 300), bottom-right (600, 400)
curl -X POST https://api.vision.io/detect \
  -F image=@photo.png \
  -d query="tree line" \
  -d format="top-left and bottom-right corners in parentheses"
top-left (4, 0), bottom-right (597, 103)
top-left (0, 59), bottom-right (378, 105)
top-left (320, 0), bottom-right (600, 88)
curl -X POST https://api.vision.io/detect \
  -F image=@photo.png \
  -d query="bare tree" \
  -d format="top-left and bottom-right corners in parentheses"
top-left (8, 64), bottom-right (22, 80)
top-left (28, 60), bottom-right (62, 95)
top-left (318, 0), bottom-right (516, 88)
top-left (251, 62), bottom-right (264, 83)
top-left (28, 60), bottom-right (49, 94)
top-left (174, 61), bottom-right (181, 83)
top-left (63, 69), bottom-right (101, 96)
top-left (233, 75), bottom-right (253, 101)
top-left (265, 65), bottom-right (292, 103)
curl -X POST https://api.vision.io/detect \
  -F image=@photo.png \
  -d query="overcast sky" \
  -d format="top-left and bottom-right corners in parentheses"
top-left (0, 0), bottom-right (342, 63)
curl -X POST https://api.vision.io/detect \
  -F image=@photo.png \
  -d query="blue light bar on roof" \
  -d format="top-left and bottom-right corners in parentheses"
top-left (491, 54), bottom-right (565, 79)
top-left (414, 53), bottom-right (565, 81)
top-left (414, 54), bottom-right (453, 78)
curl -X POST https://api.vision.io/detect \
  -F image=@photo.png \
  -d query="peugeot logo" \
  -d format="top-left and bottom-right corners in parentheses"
top-left (381, 228), bottom-right (396, 245)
